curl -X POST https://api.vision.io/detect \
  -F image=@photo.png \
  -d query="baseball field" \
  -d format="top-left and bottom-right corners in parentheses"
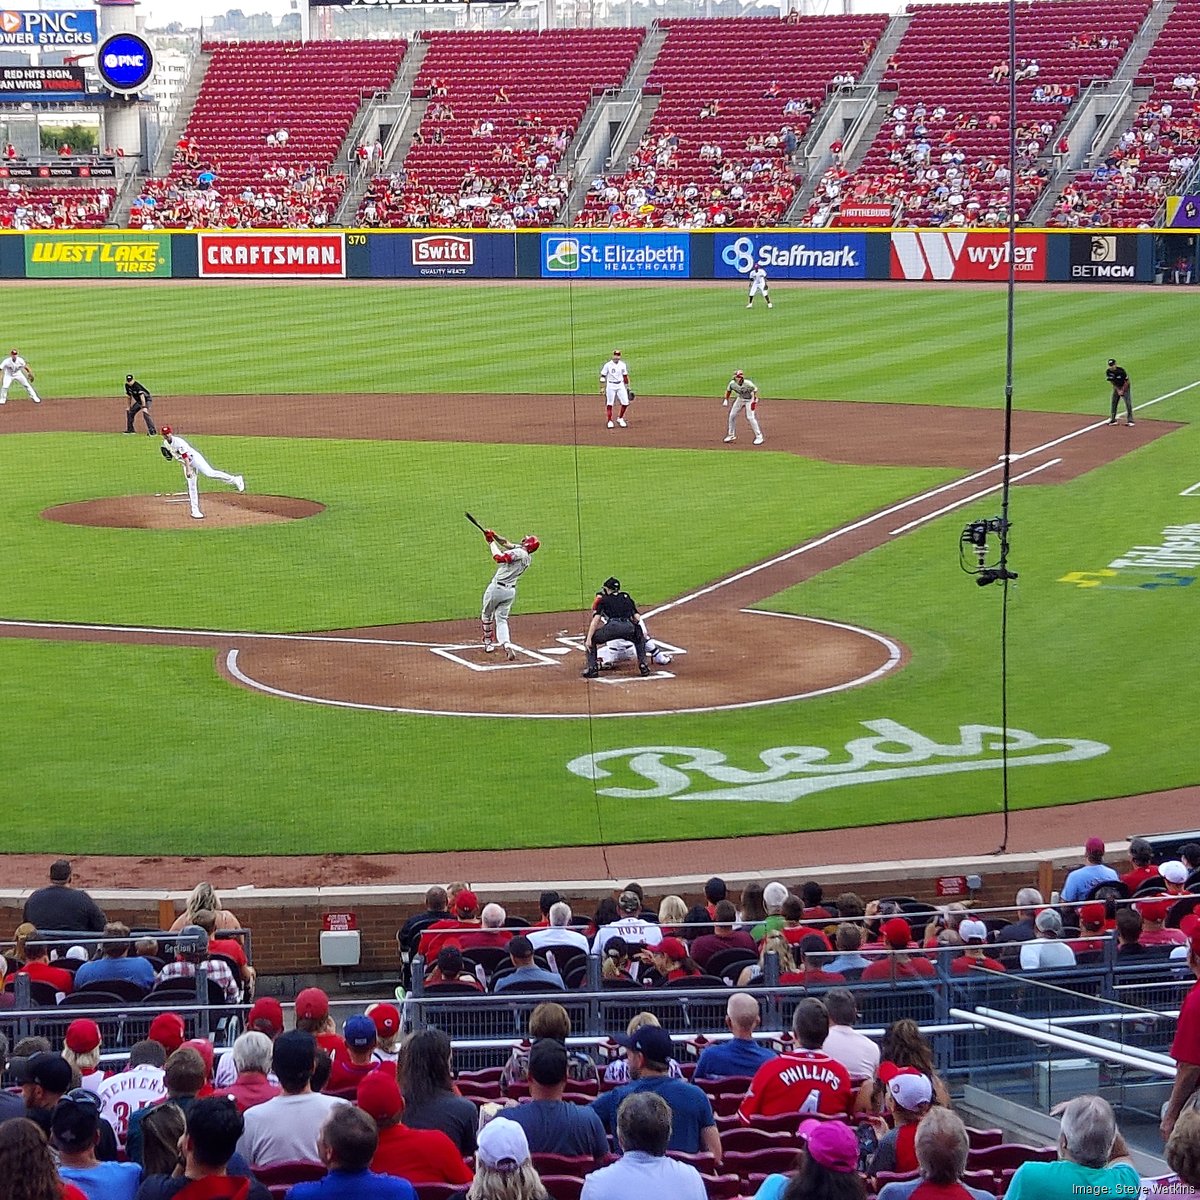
top-left (2, 280), bottom-right (1196, 857)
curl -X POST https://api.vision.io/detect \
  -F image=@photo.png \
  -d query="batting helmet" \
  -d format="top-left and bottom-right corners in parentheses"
top-left (521, 535), bottom-right (540, 553)
top-left (734, 370), bottom-right (744, 379)
top-left (161, 425), bottom-right (172, 436)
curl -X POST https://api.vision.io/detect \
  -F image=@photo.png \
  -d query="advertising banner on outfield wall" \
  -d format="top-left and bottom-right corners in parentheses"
top-left (713, 232), bottom-right (867, 280)
top-left (1068, 233), bottom-right (1138, 280)
top-left (24, 232), bottom-right (171, 278)
top-left (198, 232), bottom-right (346, 278)
top-left (890, 230), bottom-right (1048, 282)
top-left (1165, 195), bottom-right (1200, 227)
top-left (367, 232), bottom-right (516, 278)
top-left (540, 232), bottom-right (690, 279)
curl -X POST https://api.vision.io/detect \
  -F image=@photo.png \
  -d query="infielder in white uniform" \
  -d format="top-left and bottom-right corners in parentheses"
top-left (723, 370), bottom-right (764, 445)
top-left (747, 263), bottom-right (772, 308)
top-left (0, 348), bottom-right (41, 404)
top-left (160, 425), bottom-right (245, 520)
top-left (599, 349), bottom-right (632, 429)
top-left (480, 527), bottom-right (540, 659)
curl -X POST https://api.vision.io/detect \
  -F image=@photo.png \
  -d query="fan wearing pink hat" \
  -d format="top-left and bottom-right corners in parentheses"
top-left (1061, 837), bottom-right (1119, 903)
top-left (750, 1118), bottom-right (865, 1200)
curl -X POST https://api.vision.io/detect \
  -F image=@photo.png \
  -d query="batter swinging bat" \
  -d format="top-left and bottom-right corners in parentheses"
top-left (465, 511), bottom-right (487, 533)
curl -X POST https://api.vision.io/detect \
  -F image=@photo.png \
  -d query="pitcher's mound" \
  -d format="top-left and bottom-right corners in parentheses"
top-left (44, 494), bottom-right (325, 529)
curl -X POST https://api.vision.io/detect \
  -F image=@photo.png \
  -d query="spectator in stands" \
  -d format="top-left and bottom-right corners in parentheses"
top-left (583, 1092), bottom-right (705, 1199)
top-left (604, 1014), bottom-right (683, 1084)
top-left (192, 910), bottom-right (254, 997)
top-left (878, 1107), bottom-right (992, 1200)
top-left (736, 882), bottom-right (767, 931)
top-left (494, 86), bottom-right (511, 104)
top-left (752, 1117), bottom-right (865, 1200)
top-left (0, 1035), bottom-right (23, 1122)
top-left (867, 1071), bottom-right (934, 1177)
top-left (1182, 845), bottom-right (1200, 877)
top-left (740, 1000), bottom-right (854, 1121)
top-left (989, 59), bottom-right (1009, 82)
top-left (366, 1005), bottom-right (402, 1065)
top-left (23, 861), bottom-right (105, 935)
top-left (1163, 924), bottom-right (1200, 1139)
top-left (791, 935), bottom-right (848, 986)
top-left (74, 923), bottom-right (154, 992)
top-left (656, 896), bottom-right (688, 937)
top-left (737, 931), bottom-right (799, 987)
top-left (1122, 838), bottom-right (1160, 890)
top-left (752, 882), bottom-right (791, 941)
top-left (355, 1072), bottom-right (471, 1188)
top-left (501, 1002), bottom-right (598, 1093)
top-left (61, 1021), bottom-right (104, 1094)
top-left (502, 1039), bottom-right (607, 1160)
top-left (16, 937), bottom-right (73, 995)
top-left (425, 945), bottom-right (482, 992)
top-left (859, 1021), bottom-right (951, 1113)
top-left (127, 1047), bottom-right (206, 1166)
top-left (419, 889), bottom-right (482, 961)
top-left (146, 1014), bottom-right (186, 1059)
top-left (863, 919), bottom-right (936, 981)
top-left (284, 1105), bottom-right (414, 1200)
top-left (944, 921), bottom-right (1006, 974)
top-left (827, 923), bottom-right (872, 975)
top-left (1150, 1107), bottom-right (1200, 1197)
top-left (295, 989), bottom-right (347, 1057)
top-left (19, 1054), bottom-right (84, 1146)
top-left (1139, 898), bottom-right (1188, 947)
top-left (592, 1024), bottom-right (719, 1159)
top-left (1163, 862), bottom-right (1192, 896)
top-left (0, 1117), bottom-right (90, 1200)
top-left (324, 1018), bottom-right (383, 1100)
top-left (996, 888), bottom-right (1043, 946)
top-left (780, 896), bottom-right (819, 947)
top-left (1115, 907), bottom-right (1146, 958)
top-left (645, 936), bottom-right (701, 985)
top-left (592, 891), bottom-right (661, 954)
top-left (460, 904), bottom-right (510, 951)
top-left (237, 1032), bottom-right (346, 1169)
top-left (529, 903), bottom-right (588, 954)
top-left (600, 937), bottom-right (635, 983)
top-left (154, 926), bottom-right (238, 1004)
top-left (689, 901), bottom-right (755, 970)
top-left (822, 988), bottom-right (880, 1079)
top-left (703, 877), bottom-right (727, 918)
top-left (493, 936), bottom-right (564, 993)
top-left (398, 1028), bottom-right (476, 1156)
top-left (694, 993), bottom-right (776, 1081)
top-left (1063, 838), bottom-right (1119, 902)
top-left (223, 1032), bottom-right (279, 1113)
top-left (1069, 903), bottom-right (1110, 956)
top-left (1020, 910), bottom-right (1078, 970)
top-left (52, 1088), bottom-right (141, 1198)
top-left (214, 998), bottom-right (284, 1089)
top-left (1006, 1095), bottom-right (1137, 1199)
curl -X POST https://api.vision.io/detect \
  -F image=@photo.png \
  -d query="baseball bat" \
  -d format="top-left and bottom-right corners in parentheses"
top-left (465, 511), bottom-right (487, 533)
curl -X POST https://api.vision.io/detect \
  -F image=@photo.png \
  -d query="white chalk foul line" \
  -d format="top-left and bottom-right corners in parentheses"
top-left (645, 382), bottom-right (1200, 620)
top-left (224, 613), bottom-right (902, 719)
top-left (888, 458), bottom-right (1062, 536)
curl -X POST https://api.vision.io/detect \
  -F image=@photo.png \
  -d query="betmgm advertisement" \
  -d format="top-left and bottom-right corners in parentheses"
top-left (1069, 234), bottom-right (1137, 281)
top-left (25, 233), bottom-right (172, 278)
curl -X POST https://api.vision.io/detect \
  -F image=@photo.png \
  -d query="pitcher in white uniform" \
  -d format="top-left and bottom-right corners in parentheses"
top-left (480, 528), bottom-right (540, 659)
top-left (161, 425), bottom-right (245, 520)
top-left (599, 349), bottom-right (631, 429)
top-left (0, 348), bottom-right (41, 404)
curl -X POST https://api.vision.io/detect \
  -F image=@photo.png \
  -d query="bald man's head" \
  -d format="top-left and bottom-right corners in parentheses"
top-left (726, 992), bottom-right (761, 1036)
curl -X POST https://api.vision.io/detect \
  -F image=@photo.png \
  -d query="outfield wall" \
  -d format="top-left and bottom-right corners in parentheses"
top-left (4, 228), bottom-right (1195, 283)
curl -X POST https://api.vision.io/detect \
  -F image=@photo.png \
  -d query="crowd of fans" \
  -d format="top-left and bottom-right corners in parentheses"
top-left (3, 840), bottom-right (1200, 1198)
top-left (0, 184), bottom-right (113, 231)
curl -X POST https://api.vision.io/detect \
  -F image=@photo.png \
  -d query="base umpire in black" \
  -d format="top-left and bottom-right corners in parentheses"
top-left (124, 374), bottom-right (157, 435)
top-left (583, 577), bottom-right (651, 678)
top-left (1105, 359), bottom-right (1133, 426)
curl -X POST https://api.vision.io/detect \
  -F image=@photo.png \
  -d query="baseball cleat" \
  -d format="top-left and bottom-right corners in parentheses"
top-left (504, 644), bottom-right (516, 661)
top-left (32, 398), bottom-right (39, 403)
top-left (234, 475), bottom-right (245, 492)
top-left (484, 641), bottom-right (496, 653)
top-left (191, 513), bottom-right (205, 520)
top-left (1107, 419), bottom-right (1117, 425)
top-left (753, 434), bottom-right (764, 445)
top-left (1126, 421), bottom-right (1135, 426)
top-left (607, 420), bottom-right (614, 429)
top-left (767, 302), bottom-right (773, 308)
top-left (581, 667), bottom-right (599, 679)
top-left (639, 662), bottom-right (652, 676)
top-left (617, 418), bottom-right (627, 428)
top-left (723, 435), bottom-right (736, 443)
top-left (746, 302), bottom-right (753, 308)
top-left (123, 430), bottom-right (136, 435)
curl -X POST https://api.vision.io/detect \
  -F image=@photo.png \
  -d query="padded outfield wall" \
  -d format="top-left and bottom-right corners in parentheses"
top-left (2, 227), bottom-right (1194, 283)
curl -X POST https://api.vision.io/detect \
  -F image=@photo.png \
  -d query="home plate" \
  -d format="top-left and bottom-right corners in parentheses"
top-left (595, 670), bottom-right (675, 684)
top-left (539, 646), bottom-right (573, 656)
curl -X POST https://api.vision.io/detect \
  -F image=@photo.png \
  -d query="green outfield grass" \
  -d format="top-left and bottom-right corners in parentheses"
top-left (3, 281), bottom-right (1197, 855)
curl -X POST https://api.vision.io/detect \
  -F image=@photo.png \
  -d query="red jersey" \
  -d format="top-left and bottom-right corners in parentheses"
top-left (419, 920), bottom-right (482, 960)
top-left (1122, 865), bottom-right (1161, 890)
top-left (19, 961), bottom-right (74, 993)
top-left (782, 928), bottom-right (833, 950)
top-left (372, 1122), bottom-right (473, 1185)
top-left (210, 937), bottom-right (247, 968)
top-left (738, 1049), bottom-right (853, 1121)
top-left (950, 956), bottom-right (1006, 975)
top-left (1171, 980), bottom-right (1200, 1067)
top-left (861, 957), bottom-right (936, 982)
top-left (324, 1054), bottom-right (382, 1099)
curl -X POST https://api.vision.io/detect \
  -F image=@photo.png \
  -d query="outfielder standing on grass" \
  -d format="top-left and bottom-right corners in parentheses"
top-left (0, 348), bottom-right (41, 404)
top-left (480, 528), bottom-right (540, 659)
top-left (747, 261), bottom-right (772, 309)
top-left (600, 349), bottom-right (633, 429)
top-left (723, 370), bottom-right (764, 445)
top-left (160, 425), bottom-right (245, 520)
top-left (123, 374), bottom-right (157, 436)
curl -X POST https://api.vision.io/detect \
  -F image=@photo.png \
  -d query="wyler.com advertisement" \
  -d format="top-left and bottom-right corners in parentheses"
top-left (25, 232), bottom-right (172, 277)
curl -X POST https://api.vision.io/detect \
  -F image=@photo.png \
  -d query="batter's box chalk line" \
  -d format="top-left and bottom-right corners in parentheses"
top-left (429, 644), bottom-right (561, 672)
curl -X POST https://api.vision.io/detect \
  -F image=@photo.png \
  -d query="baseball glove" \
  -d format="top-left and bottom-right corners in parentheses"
top-left (160, 445), bottom-right (173, 461)
top-left (627, 390), bottom-right (636, 401)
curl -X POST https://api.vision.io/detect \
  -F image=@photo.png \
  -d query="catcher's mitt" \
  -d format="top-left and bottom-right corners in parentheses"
top-left (160, 445), bottom-right (173, 461)
top-left (627, 389), bottom-right (636, 401)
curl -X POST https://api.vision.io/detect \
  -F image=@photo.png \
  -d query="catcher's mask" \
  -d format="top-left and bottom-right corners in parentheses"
top-left (603, 577), bottom-right (621, 592)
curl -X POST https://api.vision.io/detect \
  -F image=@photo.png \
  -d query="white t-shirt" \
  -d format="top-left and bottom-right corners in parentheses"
top-left (528, 927), bottom-right (590, 954)
top-left (581, 1152), bottom-right (706, 1200)
top-left (1019, 939), bottom-right (1077, 970)
top-left (823, 1025), bottom-right (881, 1079)
top-left (96, 1064), bottom-right (168, 1147)
top-left (599, 359), bottom-right (629, 386)
top-left (237, 1091), bottom-right (348, 1167)
top-left (2, 354), bottom-right (29, 378)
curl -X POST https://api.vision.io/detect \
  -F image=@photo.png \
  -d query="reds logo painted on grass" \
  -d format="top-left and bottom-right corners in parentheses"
top-left (891, 232), bottom-right (1047, 282)
top-left (566, 719), bottom-right (1108, 802)
top-left (198, 233), bottom-right (346, 278)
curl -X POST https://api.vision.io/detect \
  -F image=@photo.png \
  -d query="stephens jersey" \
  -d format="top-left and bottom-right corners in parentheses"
top-left (738, 1049), bottom-right (854, 1120)
top-left (96, 1064), bottom-right (167, 1146)
top-left (125, 378), bottom-right (150, 401)
top-left (600, 359), bottom-right (629, 386)
top-left (490, 545), bottom-right (531, 588)
top-left (2, 355), bottom-right (29, 378)
top-left (727, 377), bottom-right (757, 400)
top-left (162, 434), bottom-right (195, 463)
top-left (749, 267), bottom-right (767, 288)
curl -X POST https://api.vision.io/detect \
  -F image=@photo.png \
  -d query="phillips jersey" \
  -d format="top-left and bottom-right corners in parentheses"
top-left (490, 544), bottom-right (531, 588)
top-left (738, 1049), bottom-right (854, 1120)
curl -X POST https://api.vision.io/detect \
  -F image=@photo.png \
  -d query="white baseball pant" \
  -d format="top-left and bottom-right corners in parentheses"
top-left (481, 582), bottom-right (517, 649)
top-left (605, 382), bottom-right (630, 406)
top-left (0, 371), bottom-right (41, 403)
top-left (727, 396), bottom-right (762, 440)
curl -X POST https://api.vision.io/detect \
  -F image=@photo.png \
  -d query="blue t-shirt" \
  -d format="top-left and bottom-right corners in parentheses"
top-left (504, 1099), bottom-right (609, 1159)
top-left (287, 1169), bottom-right (417, 1200)
top-left (591, 1077), bottom-right (715, 1154)
top-left (74, 957), bottom-right (156, 991)
top-left (59, 1161), bottom-right (142, 1200)
top-left (1061, 864), bottom-right (1119, 902)
top-left (1004, 1159), bottom-right (1141, 1200)
top-left (694, 1039), bottom-right (776, 1081)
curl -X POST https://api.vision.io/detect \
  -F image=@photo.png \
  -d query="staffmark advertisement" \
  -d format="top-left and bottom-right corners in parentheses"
top-left (890, 231), bottom-right (1047, 282)
top-left (1069, 233), bottom-right (1137, 280)
top-left (541, 233), bottom-right (689, 279)
top-left (25, 233), bottom-right (171, 278)
top-left (715, 233), bottom-right (866, 280)
top-left (0, 9), bottom-right (97, 46)
top-left (199, 233), bottom-right (345, 278)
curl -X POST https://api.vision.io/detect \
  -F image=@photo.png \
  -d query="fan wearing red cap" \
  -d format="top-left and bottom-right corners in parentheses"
top-left (1061, 837), bottom-right (1119, 903)
top-left (148, 1011), bottom-right (187, 1054)
top-left (861, 918), bottom-right (937, 982)
top-left (294, 987), bottom-right (347, 1057)
top-left (62, 1019), bottom-right (105, 1092)
top-left (365, 1003), bottom-right (402, 1062)
top-left (1066, 901), bottom-right (1112, 959)
top-left (356, 1071), bottom-right (473, 1186)
top-left (1164, 923), bottom-right (1200, 1139)
top-left (417, 889), bottom-right (483, 962)
top-left (478, 526), bottom-right (538, 661)
top-left (647, 936), bottom-right (701, 982)
top-left (1138, 897), bottom-right (1188, 947)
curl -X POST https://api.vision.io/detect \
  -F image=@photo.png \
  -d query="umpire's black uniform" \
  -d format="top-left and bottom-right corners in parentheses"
top-left (124, 374), bottom-right (157, 435)
top-left (583, 578), bottom-right (649, 677)
top-left (1105, 359), bottom-right (1133, 425)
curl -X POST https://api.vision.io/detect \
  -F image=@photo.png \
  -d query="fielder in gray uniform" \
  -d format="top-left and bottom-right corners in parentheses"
top-left (723, 370), bottom-right (764, 444)
top-left (481, 528), bottom-right (540, 659)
